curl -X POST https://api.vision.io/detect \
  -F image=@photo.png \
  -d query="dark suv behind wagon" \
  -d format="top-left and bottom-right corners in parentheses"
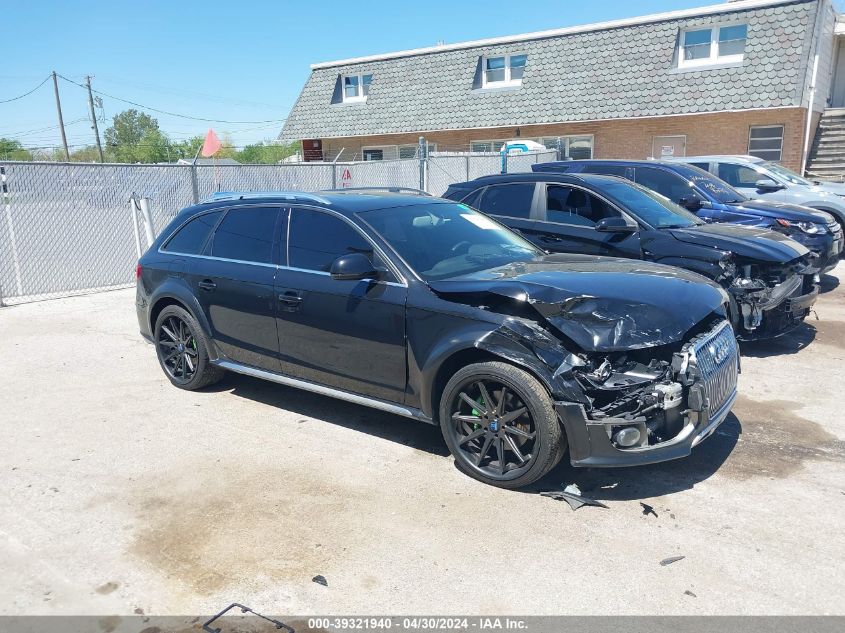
top-left (444, 172), bottom-right (818, 341)
top-left (137, 191), bottom-right (739, 488)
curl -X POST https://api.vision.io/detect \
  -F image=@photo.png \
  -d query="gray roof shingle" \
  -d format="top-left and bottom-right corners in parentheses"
top-left (279, 0), bottom-right (817, 142)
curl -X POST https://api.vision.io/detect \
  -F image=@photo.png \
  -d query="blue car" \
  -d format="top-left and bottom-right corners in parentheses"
top-left (533, 160), bottom-right (843, 273)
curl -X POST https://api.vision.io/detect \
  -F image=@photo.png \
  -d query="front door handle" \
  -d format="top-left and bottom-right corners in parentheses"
top-left (278, 289), bottom-right (303, 311)
top-left (198, 279), bottom-right (216, 291)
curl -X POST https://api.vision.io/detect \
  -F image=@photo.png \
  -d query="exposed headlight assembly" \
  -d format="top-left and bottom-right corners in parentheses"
top-left (775, 218), bottom-right (826, 234)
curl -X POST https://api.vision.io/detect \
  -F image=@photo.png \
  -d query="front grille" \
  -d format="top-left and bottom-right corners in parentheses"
top-left (690, 321), bottom-right (739, 414)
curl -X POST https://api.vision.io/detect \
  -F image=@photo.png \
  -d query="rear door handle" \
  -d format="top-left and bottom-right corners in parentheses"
top-left (198, 279), bottom-right (216, 291)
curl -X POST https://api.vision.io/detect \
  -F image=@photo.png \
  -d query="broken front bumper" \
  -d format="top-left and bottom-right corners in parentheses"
top-left (557, 321), bottom-right (740, 467)
top-left (733, 274), bottom-right (819, 341)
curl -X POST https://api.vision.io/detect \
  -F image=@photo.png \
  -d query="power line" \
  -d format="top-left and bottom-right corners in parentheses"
top-left (0, 75), bottom-right (51, 104)
top-left (57, 74), bottom-right (287, 124)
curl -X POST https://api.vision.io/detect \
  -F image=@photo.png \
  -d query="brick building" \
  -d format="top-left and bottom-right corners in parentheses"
top-left (279, 0), bottom-right (844, 175)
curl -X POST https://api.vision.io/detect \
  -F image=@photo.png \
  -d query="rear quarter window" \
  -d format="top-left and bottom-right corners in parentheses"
top-left (162, 211), bottom-right (222, 254)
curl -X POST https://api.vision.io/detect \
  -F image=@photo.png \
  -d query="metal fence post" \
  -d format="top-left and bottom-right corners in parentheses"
top-left (1, 165), bottom-right (23, 300)
top-left (501, 148), bottom-right (508, 174)
top-left (129, 195), bottom-right (143, 260)
top-left (190, 164), bottom-right (199, 204)
top-left (418, 136), bottom-right (427, 192)
top-left (556, 137), bottom-right (563, 161)
top-left (139, 197), bottom-right (156, 246)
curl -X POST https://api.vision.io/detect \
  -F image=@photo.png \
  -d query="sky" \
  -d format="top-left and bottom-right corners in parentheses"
top-left (1, 0), bottom-right (843, 151)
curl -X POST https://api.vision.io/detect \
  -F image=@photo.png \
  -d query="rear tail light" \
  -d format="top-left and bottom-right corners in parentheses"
top-left (136, 263), bottom-right (142, 280)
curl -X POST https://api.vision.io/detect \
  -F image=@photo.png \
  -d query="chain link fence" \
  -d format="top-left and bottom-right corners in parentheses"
top-left (0, 148), bottom-right (557, 305)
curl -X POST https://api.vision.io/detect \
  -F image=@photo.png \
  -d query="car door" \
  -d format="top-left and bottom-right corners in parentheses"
top-left (534, 183), bottom-right (642, 257)
top-left (189, 205), bottom-right (283, 372)
top-left (275, 206), bottom-right (408, 403)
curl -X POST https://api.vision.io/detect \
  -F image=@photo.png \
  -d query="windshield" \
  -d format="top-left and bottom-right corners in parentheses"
top-left (762, 161), bottom-right (814, 186)
top-left (683, 168), bottom-right (747, 204)
top-left (596, 179), bottom-right (704, 229)
top-left (360, 203), bottom-right (541, 281)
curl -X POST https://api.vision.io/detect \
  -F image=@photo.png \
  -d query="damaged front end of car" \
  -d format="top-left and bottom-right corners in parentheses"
top-left (725, 257), bottom-right (818, 340)
top-left (429, 261), bottom-right (740, 467)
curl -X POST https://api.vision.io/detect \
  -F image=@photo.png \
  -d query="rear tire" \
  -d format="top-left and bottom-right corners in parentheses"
top-left (154, 305), bottom-right (224, 390)
top-left (439, 361), bottom-right (564, 489)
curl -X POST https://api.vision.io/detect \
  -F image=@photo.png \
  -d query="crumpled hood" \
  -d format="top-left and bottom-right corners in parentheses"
top-left (668, 223), bottom-right (808, 263)
top-left (429, 254), bottom-right (727, 352)
top-left (730, 199), bottom-right (834, 224)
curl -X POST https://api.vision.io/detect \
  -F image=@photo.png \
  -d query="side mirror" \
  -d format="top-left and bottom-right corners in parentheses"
top-left (595, 217), bottom-right (637, 233)
top-left (330, 253), bottom-right (379, 281)
top-left (678, 194), bottom-right (703, 211)
top-left (755, 178), bottom-right (785, 191)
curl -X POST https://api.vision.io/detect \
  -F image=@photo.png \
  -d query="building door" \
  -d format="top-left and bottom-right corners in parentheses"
top-left (831, 39), bottom-right (845, 108)
top-left (651, 135), bottom-right (686, 159)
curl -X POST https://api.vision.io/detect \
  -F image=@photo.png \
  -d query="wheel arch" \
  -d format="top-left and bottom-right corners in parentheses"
top-left (806, 204), bottom-right (845, 227)
top-left (148, 284), bottom-right (218, 359)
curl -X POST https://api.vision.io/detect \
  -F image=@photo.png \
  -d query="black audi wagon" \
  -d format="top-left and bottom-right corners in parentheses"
top-left (136, 190), bottom-right (739, 488)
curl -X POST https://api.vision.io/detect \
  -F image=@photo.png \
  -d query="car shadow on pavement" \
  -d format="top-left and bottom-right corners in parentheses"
top-left (210, 372), bottom-right (451, 456)
top-left (739, 322), bottom-right (817, 358)
top-left (208, 373), bottom-right (742, 501)
top-left (524, 412), bottom-right (742, 502)
top-left (820, 273), bottom-right (840, 293)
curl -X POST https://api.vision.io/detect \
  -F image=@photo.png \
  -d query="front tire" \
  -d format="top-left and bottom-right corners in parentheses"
top-left (439, 361), bottom-right (564, 489)
top-left (154, 305), bottom-right (223, 390)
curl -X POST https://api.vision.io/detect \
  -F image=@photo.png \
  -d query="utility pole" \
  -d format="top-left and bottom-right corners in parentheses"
top-left (86, 75), bottom-right (105, 163)
top-left (51, 71), bottom-right (70, 161)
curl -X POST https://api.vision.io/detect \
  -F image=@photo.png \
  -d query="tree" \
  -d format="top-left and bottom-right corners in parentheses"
top-left (104, 109), bottom-right (163, 162)
top-left (0, 138), bottom-right (33, 161)
top-left (173, 136), bottom-right (204, 160)
top-left (67, 146), bottom-right (102, 162)
top-left (235, 141), bottom-right (299, 164)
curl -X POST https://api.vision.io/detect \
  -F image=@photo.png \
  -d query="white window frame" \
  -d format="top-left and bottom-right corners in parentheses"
top-left (539, 135), bottom-right (594, 159)
top-left (471, 139), bottom-right (510, 153)
top-left (481, 53), bottom-right (527, 88)
top-left (398, 143), bottom-right (437, 159)
top-left (678, 23), bottom-right (747, 69)
top-left (361, 145), bottom-right (399, 161)
top-left (747, 125), bottom-right (784, 162)
top-left (342, 73), bottom-right (373, 103)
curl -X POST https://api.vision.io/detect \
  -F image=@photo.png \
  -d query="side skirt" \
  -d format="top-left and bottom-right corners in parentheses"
top-left (212, 359), bottom-right (434, 424)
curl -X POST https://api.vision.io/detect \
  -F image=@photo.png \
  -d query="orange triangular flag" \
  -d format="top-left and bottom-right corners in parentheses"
top-left (201, 129), bottom-right (222, 157)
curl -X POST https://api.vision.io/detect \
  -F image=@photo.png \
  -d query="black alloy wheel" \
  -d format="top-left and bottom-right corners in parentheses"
top-left (157, 314), bottom-right (198, 384)
top-left (440, 361), bottom-right (564, 488)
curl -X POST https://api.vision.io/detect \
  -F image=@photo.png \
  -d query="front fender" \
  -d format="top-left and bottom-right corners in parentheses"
top-left (409, 312), bottom-right (587, 420)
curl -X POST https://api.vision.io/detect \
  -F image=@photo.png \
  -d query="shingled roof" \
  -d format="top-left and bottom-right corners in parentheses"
top-left (279, 0), bottom-right (819, 142)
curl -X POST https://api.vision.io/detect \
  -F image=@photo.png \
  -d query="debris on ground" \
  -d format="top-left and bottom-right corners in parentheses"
top-left (541, 484), bottom-right (608, 511)
top-left (312, 574), bottom-right (328, 587)
top-left (640, 502), bottom-right (658, 517)
top-left (660, 555), bottom-right (686, 566)
top-left (684, 590), bottom-right (697, 597)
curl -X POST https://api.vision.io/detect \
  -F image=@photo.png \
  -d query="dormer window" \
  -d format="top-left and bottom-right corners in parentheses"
top-left (343, 73), bottom-right (372, 102)
top-left (678, 24), bottom-right (747, 69)
top-left (482, 54), bottom-right (526, 88)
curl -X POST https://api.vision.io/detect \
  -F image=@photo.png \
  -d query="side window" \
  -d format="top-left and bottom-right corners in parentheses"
top-left (635, 167), bottom-right (696, 202)
top-left (288, 208), bottom-right (376, 273)
top-left (162, 211), bottom-right (222, 254)
top-left (210, 207), bottom-right (278, 264)
top-left (717, 163), bottom-right (762, 187)
top-left (460, 188), bottom-right (484, 208)
top-left (545, 185), bottom-right (622, 227)
top-left (476, 183), bottom-right (535, 219)
top-left (688, 162), bottom-right (710, 172)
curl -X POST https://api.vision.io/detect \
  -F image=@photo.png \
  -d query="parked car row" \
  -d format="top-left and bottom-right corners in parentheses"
top-left (135, 156), bottom-right (840, 489)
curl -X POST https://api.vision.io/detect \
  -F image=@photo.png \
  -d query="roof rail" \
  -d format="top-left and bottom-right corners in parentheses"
top-left (323, 186), bottom-right (432, 196)
top-left (205, 191), bottom-right (332, 204)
